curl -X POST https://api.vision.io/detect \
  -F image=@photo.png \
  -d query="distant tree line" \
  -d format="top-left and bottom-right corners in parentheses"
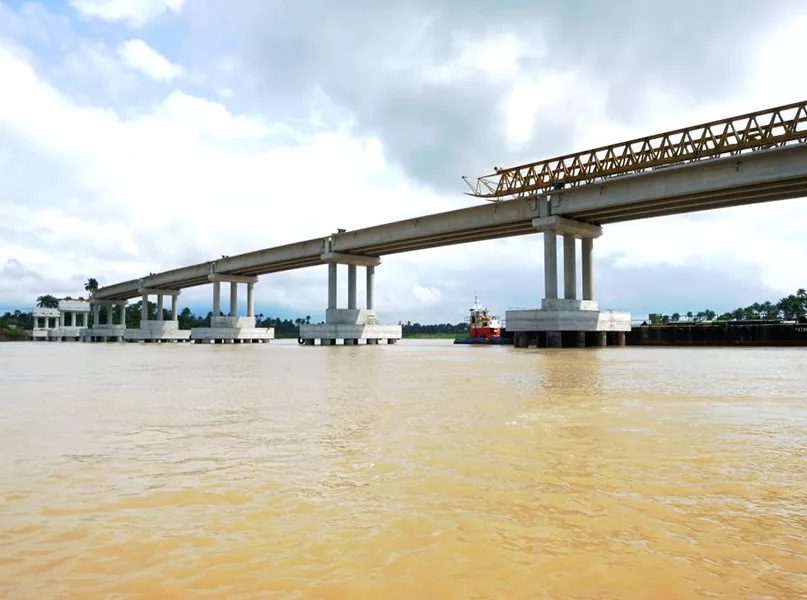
top-left (0, 310), bottom-right (34, 338)
top-left (401, 321), bottom-right (469, 336)
top-left (648, 288), bottom-right (807, 325)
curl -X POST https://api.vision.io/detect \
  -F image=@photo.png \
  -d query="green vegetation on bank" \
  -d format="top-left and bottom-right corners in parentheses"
top-left (401, 322), bottom-right (468, 338)
top-left (1, 310), bottom-right (34, 331)
top-left (648, 288), bottom-right (807, 325)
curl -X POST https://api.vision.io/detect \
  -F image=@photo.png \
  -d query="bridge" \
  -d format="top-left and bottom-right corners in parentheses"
top-left (78, 100), bottom-right (806, 347)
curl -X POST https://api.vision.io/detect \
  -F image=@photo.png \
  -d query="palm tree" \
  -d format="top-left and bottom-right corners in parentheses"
top-left (84, 278), bottom-right (99, 294)
top-left (305, 315), bottom-right (311, 324)
top-left (36, 295), bottom-right (59, 309)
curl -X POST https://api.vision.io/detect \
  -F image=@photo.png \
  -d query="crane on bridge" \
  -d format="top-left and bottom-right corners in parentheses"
top-left (463, 99), bottom-right (807, 202)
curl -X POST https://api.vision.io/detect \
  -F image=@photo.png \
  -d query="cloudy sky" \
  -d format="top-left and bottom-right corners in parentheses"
top-left (1, 0), bottom-right (807, 324)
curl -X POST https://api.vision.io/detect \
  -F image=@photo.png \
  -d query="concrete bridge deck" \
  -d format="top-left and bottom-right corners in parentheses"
top-left (94, 143), bottom-right (807, 302)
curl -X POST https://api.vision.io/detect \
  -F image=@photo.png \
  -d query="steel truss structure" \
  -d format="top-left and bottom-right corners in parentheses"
top-left (464, 100), bottom-right (807, 201)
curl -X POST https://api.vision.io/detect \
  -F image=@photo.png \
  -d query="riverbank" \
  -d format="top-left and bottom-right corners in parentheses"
top-left (0, 329), bottom-right (30, 342)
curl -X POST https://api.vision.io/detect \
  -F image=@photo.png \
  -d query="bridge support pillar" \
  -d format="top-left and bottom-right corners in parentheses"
top-left (300, 251), bottom-right (402, 346)
top-left (229, 282), bottom-right (238, 317)
top-left (190, 273), bottom-right (274, 344)
top-left (213, 281), bottom-right (221, 316)
top-left (506, 214), bottom-right (631, 348)
top-left (126, 287), bottom-right (190, 343)
top-left (328, 263), bottom-right (337, 309)
top-left (348, 265), bottom-right (357, 309)
top-left (582, 237), bottom-right (594, 301)
top-left (366, 265), bottom-right (375, 311)
top-left (563, 234), bottom-right (577, 300)
top-left (544, 229), bottom-right (558, 300)
top-left (83, 299), bottom-right (127, 342)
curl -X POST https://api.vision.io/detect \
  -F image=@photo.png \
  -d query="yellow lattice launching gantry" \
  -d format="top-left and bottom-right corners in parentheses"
top-left (463, 100), bottom-right (807, 202)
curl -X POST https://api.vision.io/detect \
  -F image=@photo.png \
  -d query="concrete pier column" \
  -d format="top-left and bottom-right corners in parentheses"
top-left (574, 331), bottom-right (586, 347)
top-left (544, 230), bottom-right (558, 300)
top-left (171, 296), bottom-right (178, 321)
top-left (595, 332), bottom-right (607, 347)
top-left (157, 295), bottom-right (164, 321)
top-left (366, 265), bottom-right (375, 311)
top-left (328, 263), bottom-right (337, 309)
top-left (546, 331), bottom-right (562, 348)
top-left (106, 306), bottom-right (113, 325)
top-left (213, 282), bottom-right (221, 316)
top-left (247, 282), bottom-right (255, 317)
top-left (229, 283), bottom-right (238, 317)
top-left (347, 265), bottom-right (357, 309)
top-left (121, 304), bottom-right (127, 326)
top-left (582, 237), bottom-right (594, 301)
top-left (513, 332), bottom-right (529, 348)
top-left (71, 312), bottom-right (76, 327)
top-left (563, 234), bottom-right (577, 300)
top-left (141, 293), bottom-right (148, 321)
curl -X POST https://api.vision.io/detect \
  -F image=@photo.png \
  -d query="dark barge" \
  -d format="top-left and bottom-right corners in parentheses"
top-left (627, 319), bottom-right (807, 346)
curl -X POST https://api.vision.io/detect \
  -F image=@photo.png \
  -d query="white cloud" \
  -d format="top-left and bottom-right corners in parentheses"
top-left (1, 3), bottom-right (807, 323)
top-left (117, 39), bottom-right (182, 82)
top-left (0, 41), bottom-right (457, 314)
top-left (411, 284), bottom-right (442, 306)
top-left (70, 0), bottom-right (185, 28)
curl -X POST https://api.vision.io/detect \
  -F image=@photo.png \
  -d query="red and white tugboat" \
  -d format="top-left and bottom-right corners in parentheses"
top-left (454, 296), bottom-right (512, 345)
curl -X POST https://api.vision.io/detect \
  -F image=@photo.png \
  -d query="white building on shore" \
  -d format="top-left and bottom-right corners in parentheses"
top-left (32, 299), bottom-right (91, 341)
